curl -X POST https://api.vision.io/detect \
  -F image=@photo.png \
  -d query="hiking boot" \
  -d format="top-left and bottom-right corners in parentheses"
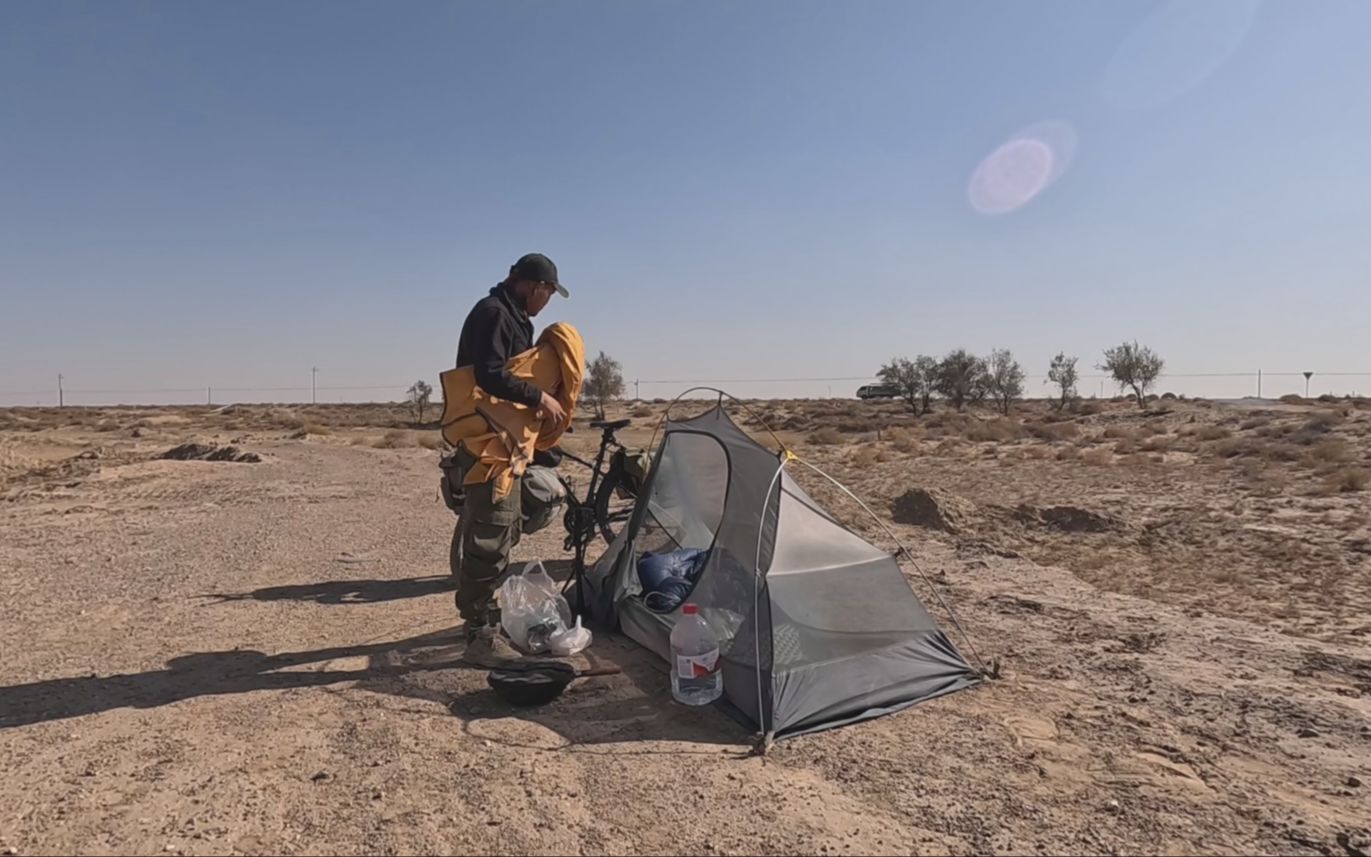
top-left (461, 623), bottom-right (522, 668)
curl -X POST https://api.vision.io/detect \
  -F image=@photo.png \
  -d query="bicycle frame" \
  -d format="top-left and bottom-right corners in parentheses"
top-left (556, 426), bottom-right (624, 544)
top-left (555, 424), bottom-right (628, 606)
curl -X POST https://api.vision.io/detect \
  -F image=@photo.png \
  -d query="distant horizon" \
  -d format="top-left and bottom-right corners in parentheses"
top-left (4, 366), bottom-right (1367, 408)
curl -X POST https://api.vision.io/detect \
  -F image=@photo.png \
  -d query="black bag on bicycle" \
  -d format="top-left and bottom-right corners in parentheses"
top-left (611, 447), bottom-right (651, 497)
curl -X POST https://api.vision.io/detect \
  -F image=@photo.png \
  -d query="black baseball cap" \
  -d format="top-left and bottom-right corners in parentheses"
top-left (508, 253), bottom-right (569, 298)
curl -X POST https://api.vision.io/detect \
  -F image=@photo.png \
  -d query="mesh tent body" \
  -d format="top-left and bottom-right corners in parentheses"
top-left (581, 404), bottom-right (978, 738)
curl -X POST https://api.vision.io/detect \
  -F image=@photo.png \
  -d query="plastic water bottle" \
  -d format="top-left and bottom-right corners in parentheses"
top-left (670, 603), bottom-right (723, 705)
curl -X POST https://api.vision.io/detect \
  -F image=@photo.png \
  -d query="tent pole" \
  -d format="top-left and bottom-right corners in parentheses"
top-left (654, 386), bottom-right (789, 456)
top-left (753, 462), bottom-right (787, 740)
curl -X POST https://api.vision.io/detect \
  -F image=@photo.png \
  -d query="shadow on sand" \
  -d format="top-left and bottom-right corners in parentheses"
top-left (4, 557), bottom-right (746, 752)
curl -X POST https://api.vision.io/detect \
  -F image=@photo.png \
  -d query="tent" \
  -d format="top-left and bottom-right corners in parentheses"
top-left (580, 396), bottom-right (981, 740)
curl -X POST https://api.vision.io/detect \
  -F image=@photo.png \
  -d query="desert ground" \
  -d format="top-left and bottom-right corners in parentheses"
top-left (1, 395), bottom-right (1368, 856)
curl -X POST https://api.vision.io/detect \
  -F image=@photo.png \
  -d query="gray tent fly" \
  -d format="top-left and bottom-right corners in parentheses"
top-left (576, 390), bottom-right (983, 742)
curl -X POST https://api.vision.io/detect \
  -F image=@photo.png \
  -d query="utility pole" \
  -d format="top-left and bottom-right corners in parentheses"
top-left (207, 386), bottom-right (212, 406)
top-left (1304, 371), bottom-right (1314, 398)
top-left (311, 367), bottom-right (318, 404)
top-left (1257, 369), bottom-right (1262, 399)
top-left (58, 373), bottom-right (64, 407)
top-left (634, 379), bottom-right (640, 401)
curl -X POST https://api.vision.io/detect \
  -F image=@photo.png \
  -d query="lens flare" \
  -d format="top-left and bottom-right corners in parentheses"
top-left (1102, 0), bottom-right (1260, 111)
top-left (968, 121), bottom-right (1078, 216)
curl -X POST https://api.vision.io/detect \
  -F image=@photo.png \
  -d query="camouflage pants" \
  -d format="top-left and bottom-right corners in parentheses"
top-left (454, 474), bottom-right (523, 627)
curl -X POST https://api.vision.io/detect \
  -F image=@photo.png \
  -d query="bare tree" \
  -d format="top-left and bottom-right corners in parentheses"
top-left (407, 379), bottom-right (433, 422)
top-left (984, 349), bottom-right (1025, 415)
top-left (1046, 352), bottom-right (1079, 411)
top-left (1100, 341), bottom-right (1164, 407)
top-left (585, 351), bottom-right (625, 419)
top-left (935, 349), bottom-right (989, 412)
top-left (912, 355), bottom-right (938, 414)
top-left (878, 355), bottom-right (938, 415)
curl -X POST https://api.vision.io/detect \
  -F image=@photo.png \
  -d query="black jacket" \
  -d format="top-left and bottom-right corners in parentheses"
top-left (455, 284), bottom-right (543, 408)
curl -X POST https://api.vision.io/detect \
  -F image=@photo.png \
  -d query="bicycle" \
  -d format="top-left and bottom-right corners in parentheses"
top-left (441, 417), bottom-right (640, 585)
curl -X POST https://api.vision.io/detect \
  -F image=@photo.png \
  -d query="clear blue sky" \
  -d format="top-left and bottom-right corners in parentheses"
top-left (3, 0), bottom-right (1370, 404)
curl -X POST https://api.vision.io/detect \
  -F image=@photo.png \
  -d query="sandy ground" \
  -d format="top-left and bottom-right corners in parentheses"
top-left (1, 400), bottom-right (1368, 856)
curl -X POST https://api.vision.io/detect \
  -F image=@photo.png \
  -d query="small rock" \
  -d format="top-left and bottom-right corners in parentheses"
top-left (311, 771), bottom-right (329, 783)
top-left (372, 791), bottom-right (383, 801)
top-left (1348, 776), bottom-right (1363, 788)
top-left (1298, 727), bottom-right (1320, 739)
top-left (1336, 832), bottom-right (1367, 857)
top-left (1104, 799), bottom-right (1121, 814)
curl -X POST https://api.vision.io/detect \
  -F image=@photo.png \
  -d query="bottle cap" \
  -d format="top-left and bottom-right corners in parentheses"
top-left (682, 603), bottom-right (699, 615)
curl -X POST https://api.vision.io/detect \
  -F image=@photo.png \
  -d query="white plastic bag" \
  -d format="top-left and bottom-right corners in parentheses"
top-left (499, 561), bottom-right (572, 654)
top-left (548, 616), bottom-right (592, 657)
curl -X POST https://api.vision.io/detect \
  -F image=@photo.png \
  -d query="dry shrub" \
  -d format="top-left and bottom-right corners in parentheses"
top-left (1021, 445), bottom-right (1056, 460)
top-left (1056, 445), bottom-right (1081, 461)
top-left (1081, 448), bottom-right (1114, 466)
top-left (1308, 438), bottom-right (1354, 464)
top-left (1322, 468), bottom-right (1369, 494)
top-left (849, 445), bottom-right (881, 468)
top-left (1140, 435), bottom-right (1171, 453)
top-left (1196, 425), bottom-right (1231, 441)
top-left (1077, 401), bottom-right (1104, 416)
top-left (934, 438), bottom-right (962, 455)
top-left (837, 418), bottom-right (879, 434)
top-left (1103, 425), bottom-right (1138, 440)
top-left (886, 427), bottom-right (921, 453)
top-left (1280, 394), bottom-right (1306, 405)
top-left (1026, 421), bottom-right (1079, 442)
top-left (809, 427), bottom-right (846, 446)
top-left (1113, 438), bottom-right (1139, 455)
top-left (632, 406), bottom-right (654, 418)
top-left (417, 433), bottom-right (445, 450)
top-left (272, 410), bottom-right (307, 430)
top-left (875, 449), bottom-right (897, 463)
top-left (966, 418), bottom-right (1022, 443)
top-left (1260, 443), bottom-right (1303, 463)
top-left (1212, 438), bottom-right (1252, 458)
top-left (1118, 453), bottom-right (1153, 467)
top-left (372, 429), bottom-right (415, 449)
top-left (1241, 416), bottom-right (1272, 431)
top-left (1304, 411), bottom-right (1342, 432)
top-left (299, 423), bottom-right (332, 436)
top-left (925, 412), bottom-right (975, 437)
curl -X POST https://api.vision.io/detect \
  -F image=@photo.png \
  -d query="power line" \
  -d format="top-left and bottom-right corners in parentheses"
top-left (5, 368), bottom-right (1371, 403)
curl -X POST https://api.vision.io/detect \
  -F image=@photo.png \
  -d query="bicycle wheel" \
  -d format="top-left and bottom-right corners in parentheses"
top-left (592, 466), bottom-right (637, 546)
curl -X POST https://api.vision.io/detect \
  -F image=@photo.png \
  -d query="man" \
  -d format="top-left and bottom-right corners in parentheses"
top-left (453, 253), bottom-right (570, 664)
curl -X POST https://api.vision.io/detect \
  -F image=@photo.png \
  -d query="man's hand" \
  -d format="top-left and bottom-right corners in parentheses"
top-left (536, 391), bottom-right (568, 430)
